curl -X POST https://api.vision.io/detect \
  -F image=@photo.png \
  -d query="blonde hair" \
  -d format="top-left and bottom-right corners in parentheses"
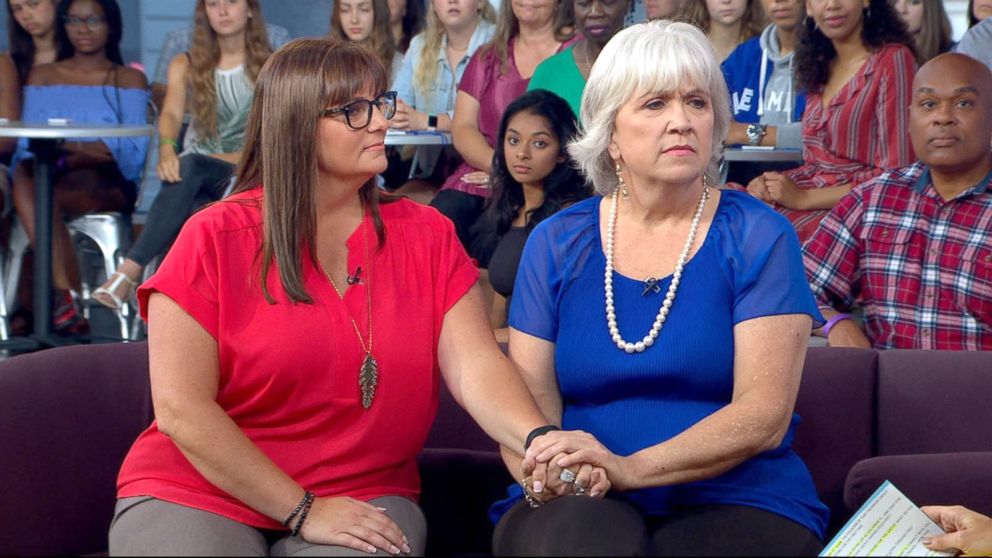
top-left (330, 0), bottom-right (398, 74)
top-left (569, 20), bottom-right (731, 193)
top-left (413, 2), bottom-right (496, 101)
top-left (188, 0), bottom-right (272, 140)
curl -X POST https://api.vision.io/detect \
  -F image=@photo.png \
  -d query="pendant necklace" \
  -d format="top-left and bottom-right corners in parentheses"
top-left (320, 218), bottom-right (378, 409)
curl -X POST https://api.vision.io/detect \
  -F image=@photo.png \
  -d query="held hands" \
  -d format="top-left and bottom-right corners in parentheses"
top-left (746, 172), bottom-right (807, 210)
top-left (299, 496), bottom-right (412, 555)
top-left (523, 430), bottom-right (636, 500)
top-left (922, 505), bottom-right (992, 556)
top-left (390, 100), bottom-right (427, 131)
top-left (521, 451), bottom-right (611, 505)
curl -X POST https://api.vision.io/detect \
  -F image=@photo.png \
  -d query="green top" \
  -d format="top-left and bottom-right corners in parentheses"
top-left (526, 46), bottom-right (585, 119)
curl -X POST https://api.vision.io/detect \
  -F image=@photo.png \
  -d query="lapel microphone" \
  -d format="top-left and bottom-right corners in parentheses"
top-left (346, 266), bottom-right (363, 285)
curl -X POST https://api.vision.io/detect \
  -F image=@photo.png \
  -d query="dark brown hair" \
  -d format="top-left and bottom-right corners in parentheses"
top-left (678, 0), bottom-right (765, 44)
top-left (914, 0), bottom-right (953, 63)
top-left (230, 38), bottom-right (392, 304)
top-left (329, 0), bottom-right (397, 74)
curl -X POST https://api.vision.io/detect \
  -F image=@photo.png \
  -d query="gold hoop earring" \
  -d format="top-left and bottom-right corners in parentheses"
top-left (615, 161), bottom-right (629, 199)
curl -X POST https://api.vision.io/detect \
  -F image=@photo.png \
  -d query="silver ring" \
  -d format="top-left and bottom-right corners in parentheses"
top-left (559, 469), bottom-right (577, 484)
top-left (573, 484), bottom-right (587, 496)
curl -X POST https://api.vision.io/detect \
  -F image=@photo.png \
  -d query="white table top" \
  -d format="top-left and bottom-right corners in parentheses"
top-left (723, 147), bottom-right (803, 163)
top-left (0, 121), bottom-right (155, 139)
top-left (385, 130), bottom-right (451, 146)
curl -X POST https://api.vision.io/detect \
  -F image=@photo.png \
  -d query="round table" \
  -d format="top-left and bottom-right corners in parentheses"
top-left (0, 121), bottom-right (154, 348)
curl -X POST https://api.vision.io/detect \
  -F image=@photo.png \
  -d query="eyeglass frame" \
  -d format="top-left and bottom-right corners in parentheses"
top-left (63, 15), bottom-right (108, 31)
top-left (320, 91), bottom-right (397, 130)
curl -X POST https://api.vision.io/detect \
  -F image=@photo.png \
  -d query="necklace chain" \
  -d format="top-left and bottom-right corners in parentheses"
top-left (605, 184), bottom-right (710, 353)
top-left (319, 220), bottom-right (373, 355)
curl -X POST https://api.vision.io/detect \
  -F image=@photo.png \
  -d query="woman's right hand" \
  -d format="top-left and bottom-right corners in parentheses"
top-left (157, 147), bottom-right (181, 183)
top-left (300, 496), bottom-right (411, 555)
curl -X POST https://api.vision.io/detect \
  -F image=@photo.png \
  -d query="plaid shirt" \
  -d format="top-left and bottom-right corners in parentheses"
top-left (804, 161), bottom-right (992, 350)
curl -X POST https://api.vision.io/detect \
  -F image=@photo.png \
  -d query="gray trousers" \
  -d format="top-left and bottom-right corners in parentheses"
top-left (108, 496), bottom-right (426, 557)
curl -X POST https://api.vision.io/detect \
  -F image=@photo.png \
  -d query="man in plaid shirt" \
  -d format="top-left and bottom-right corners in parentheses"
top-left (804, 53), bottom-right (992, 350)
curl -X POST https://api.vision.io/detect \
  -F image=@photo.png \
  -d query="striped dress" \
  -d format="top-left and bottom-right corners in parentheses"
top-left (780, 44), bottom-right (916, 243)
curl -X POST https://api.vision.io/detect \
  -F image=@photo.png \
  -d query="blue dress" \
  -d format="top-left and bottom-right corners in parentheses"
top-left (494, 190), bottom-right (829, 538)
top-left (11, 84), bottom-right (150, 184)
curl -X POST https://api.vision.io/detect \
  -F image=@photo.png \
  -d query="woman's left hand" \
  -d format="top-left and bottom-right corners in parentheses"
top-left (524, 430), bottom-right (636, 492)
top-left (761, 172), bottom-right (807, 210)
top-left (524, 455), bottom-right (612, 502)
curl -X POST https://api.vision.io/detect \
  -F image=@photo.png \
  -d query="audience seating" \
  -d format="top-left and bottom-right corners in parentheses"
top-left (0, 343), bottom-right (990, 556)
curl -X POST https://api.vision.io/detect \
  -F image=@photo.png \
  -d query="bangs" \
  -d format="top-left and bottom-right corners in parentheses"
top-left (321, 44), bottom-right (390, 107)
top-left (613, 27), bottom-right (719, 110)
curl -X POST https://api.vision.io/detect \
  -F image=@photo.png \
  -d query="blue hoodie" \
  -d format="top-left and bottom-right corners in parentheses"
top-left (722, 25), bottom-right (805, 148)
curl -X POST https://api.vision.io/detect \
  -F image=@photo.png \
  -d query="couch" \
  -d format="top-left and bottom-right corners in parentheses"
top-left (0, 343), bottom-right (990, 556)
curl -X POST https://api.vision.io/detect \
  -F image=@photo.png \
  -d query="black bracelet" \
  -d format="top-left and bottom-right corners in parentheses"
top-left (291, 492), bottom-right (315, 537)
top-left (283, 490), bottom-right (314, 528)
top-left (524, 425), bottom-right (561, 452)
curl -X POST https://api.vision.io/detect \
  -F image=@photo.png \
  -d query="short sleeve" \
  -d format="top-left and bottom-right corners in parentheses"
top-left (458, 48), bottom-right (489, 100)
top-left (138, 212), bottom-right (221, 339)
top-left (732, 209), bottom-right (824, 328)
top-left (434, 213), bottom-right (481, 316)
top-left (507, 221), bottom-right (560, 341)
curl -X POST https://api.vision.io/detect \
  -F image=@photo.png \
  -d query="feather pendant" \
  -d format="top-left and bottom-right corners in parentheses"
top-left (359, 353), bottom-right (379, 409)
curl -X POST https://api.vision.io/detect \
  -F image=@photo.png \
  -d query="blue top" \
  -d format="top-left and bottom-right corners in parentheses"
top-left (493, 190), bottom-right (829, 538)
top-left (12, 84), bottom-right (150, 183)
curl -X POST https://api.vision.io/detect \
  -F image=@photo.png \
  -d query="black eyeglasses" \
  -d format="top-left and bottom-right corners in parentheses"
top-left (64, 15), bottom-right (107, 30)
top-left (321, 91), bottom-right (397, 130)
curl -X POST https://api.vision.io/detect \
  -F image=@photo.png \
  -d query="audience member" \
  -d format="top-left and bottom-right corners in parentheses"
top-left (722, 0), bottom-right (805, 149)
top-left (895, 0), bottom-right (953, 63)
top-left (389, 0), bottom-right (495, 191)
top-left (804, 53), bottom-right (992, 351)
top-left (956, 17), bottom-right (992, 72)
top-left (330, 0), bottom-right (402, 82)
top-left (492, 21), bottom-right (827, 556)
top-left (93, 0), bottom-right (270, 310)
top-left (108, 39), bottom-right (601, 556)
top-left (527, 0), bottom-right (631, 117)
top-left (967, 0), bottom-right (991, 27)
top-left (10, 0), bottom-right (149, 332)
top-left (747, 0), bottom-right (916, 243)
top-left (469, 90), bottom-right (588, 340)
top-left (433, 0), bottom-right (575, 249)
top-left (150, 11), bottom-right (288, 109)
top-left (644, 0), bottom-right (683, 19)
top-left (922, 505), bottom-right (992, 556)
top-left (5, 0), bottom-right (59, 85)
top-left (679, 0), bottom-right (766, 62)
top-left (388, 0), bottom-right (425, 53)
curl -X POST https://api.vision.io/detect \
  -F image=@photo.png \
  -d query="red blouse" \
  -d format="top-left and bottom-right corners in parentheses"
top-left (780, 44), bottom-right (917, 243)
top-left (117, 190), bottom-right (479, 529)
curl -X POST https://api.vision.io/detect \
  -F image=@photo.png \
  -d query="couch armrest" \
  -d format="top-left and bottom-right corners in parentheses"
top-left (844, 452), bottom-right (992, 518)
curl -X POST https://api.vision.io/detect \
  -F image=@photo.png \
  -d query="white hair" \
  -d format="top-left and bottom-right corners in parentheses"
top-left (569, 20), bottom-right (731, 195)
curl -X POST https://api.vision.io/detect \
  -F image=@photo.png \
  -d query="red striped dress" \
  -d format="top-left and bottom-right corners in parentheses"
top-left (780, 44), bottom-right (917, 244)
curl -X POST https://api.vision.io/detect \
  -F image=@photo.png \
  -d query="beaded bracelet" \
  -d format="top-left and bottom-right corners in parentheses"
top-left (283, 490), bottom-right (314, 528)
top-left (291, 492), bottom-right (316, 537)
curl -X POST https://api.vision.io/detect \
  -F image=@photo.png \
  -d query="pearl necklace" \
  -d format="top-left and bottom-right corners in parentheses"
top-left (605, 184), bottom-right (710, 353)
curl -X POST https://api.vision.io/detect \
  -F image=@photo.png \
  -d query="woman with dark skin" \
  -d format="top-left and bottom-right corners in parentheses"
top-left (10, 0), bottom-right (148, 330)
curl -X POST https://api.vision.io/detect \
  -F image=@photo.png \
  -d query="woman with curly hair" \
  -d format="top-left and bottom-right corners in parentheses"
top-left (678, 0), bottom-right (766, 62)
top-left (895, 0), bottom-right (953, 63)
top-left (330, 0), bottom-right (402, 81)
top-left (746, 0), bottom-right (917, 243)
top-left (93, 0), bottom-right (271, 310)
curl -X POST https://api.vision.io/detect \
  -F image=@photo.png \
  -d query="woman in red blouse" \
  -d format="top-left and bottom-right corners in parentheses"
top-left (746, 0), bottom-right (917, 243)
top-left (108, 39), bottom-right (597, 556)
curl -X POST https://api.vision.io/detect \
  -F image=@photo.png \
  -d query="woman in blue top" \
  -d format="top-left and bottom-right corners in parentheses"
top-left (492, 21), bottom-right (828, 556)
top-left (10, 0), bottom-right (148, 331)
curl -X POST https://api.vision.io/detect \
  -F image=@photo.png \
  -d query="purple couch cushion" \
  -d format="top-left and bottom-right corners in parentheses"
top-left (792, 347), bottom-right (878, 529)
top-left (877, 350), bottom-right (992, 456)
top-left (845, 452), bottom-right (992, 518)
top-left (0, 342), bottom-right (153, 556)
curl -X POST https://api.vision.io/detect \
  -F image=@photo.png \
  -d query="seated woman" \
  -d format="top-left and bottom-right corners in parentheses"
top-left (330, 0), bottom-right (402, 82)
top-left (526, 0), bottom-right (631, 117)
top-left (968, 0), bottom-right (991, 27)
top-left (746, 0), bottom-right (916, 244)
top-left (108, 38), bottom-right (606, 557)
top-left (6, 0), bottom-right (60, 86)
top-left (10, 0), bottom-right (148, 331)
top-left (433, 0), bottom-right (575, 249)
top-left (93, 0), bottom-right (271, 310)
top-left (469, 90), bottom-right (588, 341)
top-left (387, 0), bottom-right (496, 194)
top-left (894, 0), bottom-right (953, 63)
top-left (679, 0), bottom-right (765, 63)
top-left (387, 0), bottom-right (424, 54)
top-left (492, 21), bottom-right (827, 556)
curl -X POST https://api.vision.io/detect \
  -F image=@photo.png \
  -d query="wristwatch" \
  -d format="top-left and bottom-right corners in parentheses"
top-left (427, 114), bottom-right (438, 131)
top-left (745, 123), bottom-right (767, 146)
